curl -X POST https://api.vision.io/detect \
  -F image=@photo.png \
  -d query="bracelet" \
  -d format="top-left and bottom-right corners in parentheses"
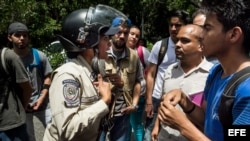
top-left (42, 84), bottom-right (50, 90)
top-left (184, 103), bottom-right (196, 114)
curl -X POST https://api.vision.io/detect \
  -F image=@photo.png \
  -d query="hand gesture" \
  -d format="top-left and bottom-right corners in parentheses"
top-left (93, 74), bottom-right (112, 105)
top-left (158, 100), bottom-right (188, 130)
top-left (158, 89), bottom-right (187, 130)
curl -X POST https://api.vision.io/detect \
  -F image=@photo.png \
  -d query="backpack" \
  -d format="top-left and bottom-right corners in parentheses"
top-left (155, 37), bottom-right (169, 79)
top-left (1, 47), bottom-right (42, 75)
top-left (208, 65), bottom-right (250, 129)
top-left (0, 48), bottom-right (12, 108)
top-left (1, 48), bottom-right (9, 74)
top-left (137, 45), bottom-right (146, 68)
top-left (218, 66), bottom-right (250, 128)
top-left (29, 48), bottom-right (43, 73)
top-left (157, 37), bottom-right (169, 66)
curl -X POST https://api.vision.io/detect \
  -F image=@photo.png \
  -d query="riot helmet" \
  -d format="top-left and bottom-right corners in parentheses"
top-left (59, 4), bottom-right (128, 53)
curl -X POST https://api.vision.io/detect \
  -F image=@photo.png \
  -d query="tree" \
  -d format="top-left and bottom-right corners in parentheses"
top-left (0, 0), bottom-right (201, 69)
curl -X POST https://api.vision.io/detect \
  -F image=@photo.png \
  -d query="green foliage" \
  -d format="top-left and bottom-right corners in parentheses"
top-left (147, 41), bottom-right (154, 52)
top-left (0, 0), bottom-right (201, 69)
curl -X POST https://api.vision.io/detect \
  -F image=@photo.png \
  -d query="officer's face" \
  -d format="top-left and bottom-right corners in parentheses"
top-left (98, 35), bottom-right (110, 59)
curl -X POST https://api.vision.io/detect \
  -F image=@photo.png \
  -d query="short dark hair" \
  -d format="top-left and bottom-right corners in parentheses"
top-left (192, 9), bottom-right (207, 20)
top-left (169, 10), bottom-right (190, 25)
top-left (139, 38), bottom-right (147, 46)
top-left (202, 0), bottom-right (250, 54)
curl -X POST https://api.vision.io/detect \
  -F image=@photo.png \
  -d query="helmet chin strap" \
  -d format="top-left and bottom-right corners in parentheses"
top-left (91, 55), bottom-right (106, 81)
top-left (94, 47), bottom-right (99, 55)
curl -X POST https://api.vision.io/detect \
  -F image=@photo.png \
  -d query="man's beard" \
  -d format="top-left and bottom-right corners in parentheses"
top-left (112, 39), bottom-right (126, 49)
top-left (15, 44), bottom-right (27, 49)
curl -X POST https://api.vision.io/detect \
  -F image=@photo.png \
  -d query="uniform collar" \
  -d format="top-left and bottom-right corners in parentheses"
top-left (75, 55), bottom-right (93, 71)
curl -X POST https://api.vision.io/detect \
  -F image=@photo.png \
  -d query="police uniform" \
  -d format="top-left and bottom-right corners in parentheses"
top-left (43, 55), bottom-right (109, 141)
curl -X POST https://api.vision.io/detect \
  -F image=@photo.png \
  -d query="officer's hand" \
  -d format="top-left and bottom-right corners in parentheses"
top-left (93, 74), bottom-right (111, 105)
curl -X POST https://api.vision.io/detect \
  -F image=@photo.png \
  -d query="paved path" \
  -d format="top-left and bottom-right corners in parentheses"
top-left (33, 116), bottom-right (45, 141)
top-left (33, 117), bottom-right (136, 141)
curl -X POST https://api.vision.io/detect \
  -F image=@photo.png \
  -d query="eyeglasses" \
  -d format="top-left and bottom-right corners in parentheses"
top-left (13, 33), bottom-right (28, 38)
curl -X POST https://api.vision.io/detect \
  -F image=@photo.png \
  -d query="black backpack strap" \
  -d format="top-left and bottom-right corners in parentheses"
top-left (154, 38), bottom-right (169, 79)
top-left (157, 37), bottom-right (169, 66)
top-left (218, 66), bottom-right (250, 128)
top-left (223, 66), bottom-right (250, 96)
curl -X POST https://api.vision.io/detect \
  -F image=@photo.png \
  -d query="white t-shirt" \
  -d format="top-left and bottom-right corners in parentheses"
top-left (148, 37), bottom-right (177, 99)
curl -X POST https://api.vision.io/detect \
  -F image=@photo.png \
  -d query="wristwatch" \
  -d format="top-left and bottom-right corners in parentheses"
top-left (131, 104), bottom-right (138, 110)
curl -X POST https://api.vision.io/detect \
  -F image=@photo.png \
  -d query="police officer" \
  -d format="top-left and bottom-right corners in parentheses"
top-left (43, 4), bottom-right (128, 141)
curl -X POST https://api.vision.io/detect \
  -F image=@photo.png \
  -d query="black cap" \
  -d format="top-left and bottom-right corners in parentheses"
top-left (8, 22), bottom-right (28, 34)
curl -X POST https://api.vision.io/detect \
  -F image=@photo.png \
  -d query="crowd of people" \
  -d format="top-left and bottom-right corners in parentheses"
top-left (0, 0), bottom-right (250, 141)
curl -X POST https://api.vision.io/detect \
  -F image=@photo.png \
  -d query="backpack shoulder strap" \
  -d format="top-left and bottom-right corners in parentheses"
top-left (1, 48), bottom-right (9, 75)
top-left (137, 45), bottom-right (145, 68)
top-left (32, 48), bottom-right (40, 65)
top-left (218, 66), bottom-right (250, 128)
top-left (157, 37), bottom-right (169, 66)
top-left (223, 66), bottom-right (250, 96)
top-left (154, 38), bottom-right (169, 79)
top-left (31, 48), bottom-right (43, 71)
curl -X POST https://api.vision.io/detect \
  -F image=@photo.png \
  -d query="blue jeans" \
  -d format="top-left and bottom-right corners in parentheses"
top-left (26, 106), bottom-right (51, 141)
top-left (99, 114), bottom-right (130, 141)
top-left (126, 96), bottom-right (145, 141)
top-left (0, 124), bottom-right (29, 141)
top-left (143, 97), bottom-right (161, 141)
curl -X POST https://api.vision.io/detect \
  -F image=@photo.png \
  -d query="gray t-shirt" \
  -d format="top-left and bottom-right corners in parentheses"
top-left (0, 48), bottom-right (29, 131)
top-left (20, 48), bottom-right (52, 108)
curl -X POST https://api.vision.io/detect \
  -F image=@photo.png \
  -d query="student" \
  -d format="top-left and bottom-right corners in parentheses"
top-left (144, 9), bottom-right (190, 141)
top-left (192, 9), bottom-right (218, 64)
top-left (126, 25), bottom-right (150, 141)
top-left (0, 46), bottom-right (32, 141)
top-left (7, 22), bottom-right (53, 141)
top-left (158, 0), bottom-right (250, 140)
